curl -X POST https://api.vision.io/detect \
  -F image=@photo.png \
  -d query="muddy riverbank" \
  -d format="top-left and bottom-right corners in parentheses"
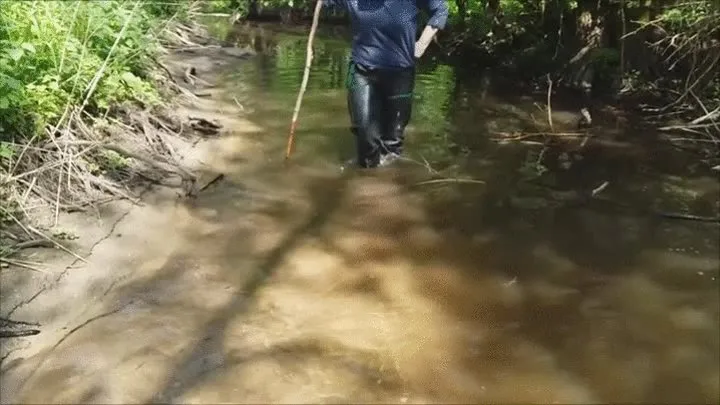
top-left (0, 23), bottom-right (256, 368)
top-left (1, 20), bottom-right (718, 404)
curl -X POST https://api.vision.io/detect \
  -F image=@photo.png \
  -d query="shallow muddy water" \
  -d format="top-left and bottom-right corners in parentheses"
top-left (2, 21), bottom-right (718, 404)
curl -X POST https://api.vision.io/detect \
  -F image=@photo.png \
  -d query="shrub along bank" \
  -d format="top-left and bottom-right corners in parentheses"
top-left (0, 0), bottom-right (206, 259)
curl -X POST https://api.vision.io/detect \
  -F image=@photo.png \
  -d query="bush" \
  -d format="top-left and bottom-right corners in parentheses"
top-left (0, 0), bottom-right (190, 145)
top-left (0, 0), bottom-right (195, 246)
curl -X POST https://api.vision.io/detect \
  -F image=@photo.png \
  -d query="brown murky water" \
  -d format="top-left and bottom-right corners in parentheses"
top-left (2, 21), bottom-right (719, 404)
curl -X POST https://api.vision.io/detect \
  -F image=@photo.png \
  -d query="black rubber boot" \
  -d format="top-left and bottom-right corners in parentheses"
top-left (346, 61), bottom-right (414, 171)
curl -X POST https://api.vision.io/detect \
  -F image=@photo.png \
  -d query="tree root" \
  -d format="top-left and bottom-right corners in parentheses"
top-left (12, 240), bottom-right (55, 250)
top-left (188, 117), bottom-right (222, 135)
top-left (0, 329), bottom-right (41, 338)
top-left (0, 317), bottom-right (41, 339)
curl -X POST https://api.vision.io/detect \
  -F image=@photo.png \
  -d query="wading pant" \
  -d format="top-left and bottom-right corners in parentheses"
top-left (346, 61), bottom-right (415, 168)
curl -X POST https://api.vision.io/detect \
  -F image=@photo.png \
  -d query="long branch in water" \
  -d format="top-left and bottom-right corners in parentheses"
top-left (285, 0), bottom-right (323, 160)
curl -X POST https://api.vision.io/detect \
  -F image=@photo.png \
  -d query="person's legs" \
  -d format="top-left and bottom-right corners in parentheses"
top-left (379, 67), bottom-right (415, 163)
top-left (346, 62), bottom-right (384, 168)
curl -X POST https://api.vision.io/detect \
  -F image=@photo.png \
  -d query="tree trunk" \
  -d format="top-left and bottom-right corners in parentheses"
top-left (455, 0), bottom-right (467, 30)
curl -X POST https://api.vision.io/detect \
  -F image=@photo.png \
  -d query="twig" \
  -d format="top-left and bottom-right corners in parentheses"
top-left (619, 0), bottom-right (626, 76)
top-left (493, 132), bottom-right (586, 141)
top-left (415, 178), bottom-right (486, 186)
top-left (25, 224), bottom-right (86, 263)
top-left (189, 12), bottom-right (232, 17)
top-left (154, 60), bottom-right (179, 85)
top-left (659, 123), bottom-right (718, 131)
top-left (21, 176), bottom-right (37, 205)
top-left (0, 231), bottom-right (20, 241)
top-left (691, 106), bottom-right (720, 125)
top-left (0, 258), bottom-right (49, 274)
top-left (591, 181), bottom-right (609, 197)
top-left (12, 240), bottom-right (55, 250)
top-left (233, 97), bottom-right (245, 111)
top-left (183, 66), bottom-right (196, 87)
top-left (54, 144), bottom-right (68, 227)
top-left (688, 91), bottom-right (720, 138)
top-left (666, 137), bottom-right (720, 143)
top-left (1, 208), bottom-right (85, 263)
top-left (285, 0), bottom-right (323, 160)
top-left (546, 74), bottom-right (554, 132)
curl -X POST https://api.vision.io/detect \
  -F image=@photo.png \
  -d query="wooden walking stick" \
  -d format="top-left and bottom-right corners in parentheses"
top-left (285, 0), bottom-right (323, 160)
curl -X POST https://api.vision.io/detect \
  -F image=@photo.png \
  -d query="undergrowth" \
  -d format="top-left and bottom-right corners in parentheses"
top-left (0, 0), bottom-right (210, 258)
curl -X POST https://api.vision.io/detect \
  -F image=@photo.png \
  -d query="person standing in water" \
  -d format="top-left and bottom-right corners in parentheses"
top-left (323, 0), bottom-right (449, 169)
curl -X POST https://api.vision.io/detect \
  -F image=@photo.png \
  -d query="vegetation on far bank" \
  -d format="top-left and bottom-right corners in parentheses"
top-left (216, 0), bottom-right (718, 177)
top-left (219, 0), bottom-right (718, 131)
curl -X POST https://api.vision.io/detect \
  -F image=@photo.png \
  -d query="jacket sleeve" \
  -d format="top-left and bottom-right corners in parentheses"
top-left (418, 0), bottom-right (449, 30)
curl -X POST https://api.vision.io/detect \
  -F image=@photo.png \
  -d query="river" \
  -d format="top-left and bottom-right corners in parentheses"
top-left (220, 21), bottom-right (720, 403)
top-left (2, 20), bottom-right (718, 404)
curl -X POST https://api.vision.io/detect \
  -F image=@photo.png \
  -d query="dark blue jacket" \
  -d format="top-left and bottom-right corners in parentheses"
top-left (323, 0), bottom-right (449, 69)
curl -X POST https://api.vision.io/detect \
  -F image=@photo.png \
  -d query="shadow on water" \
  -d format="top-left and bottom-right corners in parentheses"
top-left (217, 22), bottom-right (720, 403)
top-left (5, 21), bottom-right (718, 405)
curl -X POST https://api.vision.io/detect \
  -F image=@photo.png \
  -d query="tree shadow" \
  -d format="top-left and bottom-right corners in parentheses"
top-left (140, 171), bottom-right (352, 403)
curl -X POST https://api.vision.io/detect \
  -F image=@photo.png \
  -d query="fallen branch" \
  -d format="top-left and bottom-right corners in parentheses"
top-left (691, 106), bottom-right (720, 125)
top-left (285, 0), bottom-right (323, 160)
top-left (658, 123), bottom-right (719, 131)
top-left (49, 140), bottom-right (196, 182)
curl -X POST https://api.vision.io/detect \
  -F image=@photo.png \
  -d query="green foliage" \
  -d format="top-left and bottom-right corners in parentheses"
top-left (0, 0), bottom-right (189, 143)
top-left (199, 0), bottom-right (253, 16)
top-left (660, 1), bottom-right (714, 27)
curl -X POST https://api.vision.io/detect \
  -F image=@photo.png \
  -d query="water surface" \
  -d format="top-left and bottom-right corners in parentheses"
top-left (219, 23), bottom-right (720, 403)
top-left (4, 21), bottom-right (718, 405)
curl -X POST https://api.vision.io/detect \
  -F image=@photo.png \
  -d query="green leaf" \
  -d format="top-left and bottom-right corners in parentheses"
top-left (120, 71), bottom-right (138, 85)
top-left (0, 143), bottom-right (13, 159)
top-left (21, 43), bottom-right (36, 53)
top-left (3, 76), bottom-right (22, 91)
top-left (7, 48), bottom-right (24, 62)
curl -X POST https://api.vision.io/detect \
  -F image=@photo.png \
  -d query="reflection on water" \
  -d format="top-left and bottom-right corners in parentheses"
top-left (221, 23), bottom-right (719, 403)
top-left (224, 26), bottom-right (462, 167)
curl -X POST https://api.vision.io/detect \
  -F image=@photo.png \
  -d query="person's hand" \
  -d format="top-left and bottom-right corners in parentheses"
top-left (415, 25), bottom-right (438, 58)
top-left (414, 41), bottom-right (427, 58)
